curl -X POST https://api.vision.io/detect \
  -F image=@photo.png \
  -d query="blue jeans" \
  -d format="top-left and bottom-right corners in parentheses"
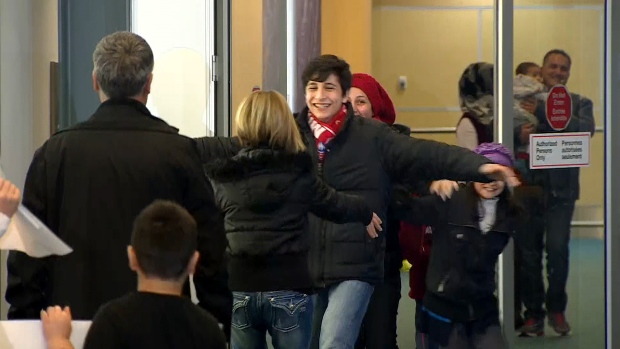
top-left (310, 280), bottom-right (375, 349)
top-left (231, 290), bottom-right (314, 349)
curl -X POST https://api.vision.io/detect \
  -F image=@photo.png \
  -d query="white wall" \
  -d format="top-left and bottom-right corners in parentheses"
top-left (132, 0), bottom-right (215, 138)
top-left (0, 0), bottom-right (57, 319)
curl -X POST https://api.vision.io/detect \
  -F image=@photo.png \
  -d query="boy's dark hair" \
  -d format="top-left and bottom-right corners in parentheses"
top-left (301, 54), bottom-right (352, 96)
top-left (131, 200), bottom-right (197, 280)
top-left (515, 62), bottom-right (538, 75)
top-left (543, 49), bottom-right (572, 67)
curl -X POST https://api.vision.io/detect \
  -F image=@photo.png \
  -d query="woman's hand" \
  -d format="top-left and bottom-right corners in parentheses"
top-left (366, 213), bottom-right (383, 238)
top-left (429, 180), bottom-right (459, 200)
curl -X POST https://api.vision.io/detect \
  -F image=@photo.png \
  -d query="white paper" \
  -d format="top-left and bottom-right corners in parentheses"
top-left (0, 320), bottom-right (91, 349)
top-left (0, 164), bottom-right (72, 257)
top-left (0, 206), bottom-right (73, 257)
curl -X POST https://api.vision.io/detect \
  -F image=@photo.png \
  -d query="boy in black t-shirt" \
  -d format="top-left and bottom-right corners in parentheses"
top-left (41, 200), bottom-right (227, 349)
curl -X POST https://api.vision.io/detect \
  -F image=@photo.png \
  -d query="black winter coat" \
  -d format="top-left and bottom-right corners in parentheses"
top-left (197, 104), bottom-right (494, 287)
top-left (398, 184), bottom-right (516, 322)
top-left (205, 147), bottom-right (372, 292)
top-left (6, 99), bottom-right (230, 333)
top-left (294, 106), bottom-right (493, 286)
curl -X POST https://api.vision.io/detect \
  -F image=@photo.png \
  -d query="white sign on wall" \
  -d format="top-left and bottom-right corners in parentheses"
top-left (529, 132), bottom-right (591, 169)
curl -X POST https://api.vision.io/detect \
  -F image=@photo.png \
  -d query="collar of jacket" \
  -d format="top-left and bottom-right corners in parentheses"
top-left (391, 123), bottom-right (411, 135)
top-left (205, 147), bottom-right (313, 182)
top-left (447, 184), bottom-right (513, 234)
top-left (70, 98), bottom-right (179, 134)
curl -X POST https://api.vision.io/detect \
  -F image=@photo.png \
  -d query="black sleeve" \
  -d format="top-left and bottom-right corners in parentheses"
top-left (181, 141), bottom-right (232, 339)
top-left (195, 136), bottom-right (242, 163)
top-left (82, 309), bottom-right (123, 349)
top-left (6, 145), bottom-right (52, 319)
top-left (377, 123), bottom-right (492, 185)
top-left (575, 96), bottom-right (595, 135)
top-left (390, 185), bottom-right (445, 226)
top-left (409, 181), bottom-right (432, 196)
top-left (308, 174), bottom-right (373, 225)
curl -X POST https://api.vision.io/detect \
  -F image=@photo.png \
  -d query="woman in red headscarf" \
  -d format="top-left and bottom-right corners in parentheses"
top-left (350, 73), bottom-right (435, 349)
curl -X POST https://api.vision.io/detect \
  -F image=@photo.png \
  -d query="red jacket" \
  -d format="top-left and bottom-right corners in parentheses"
top-left (399, 221), bottom-right (433, 300)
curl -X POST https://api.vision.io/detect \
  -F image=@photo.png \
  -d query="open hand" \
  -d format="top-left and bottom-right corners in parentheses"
top-left (366, 213), bottom-right (383, 239)
top-left (479, 164), bottom-right (521, 187)
top-left (429, 180), bottom-right (459, 201)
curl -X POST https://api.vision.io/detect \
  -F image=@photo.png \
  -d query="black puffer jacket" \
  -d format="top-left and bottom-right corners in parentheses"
top-left (384, 123), bottom-right (412, 278)
top-left (205, 147), bottom-right (373, 292)
top-left (294, 106), bottom-right (493, 286)
top-left (196, 105), bottom-right (495, 287)
top-left (399, 184), bottom-right (516, 322)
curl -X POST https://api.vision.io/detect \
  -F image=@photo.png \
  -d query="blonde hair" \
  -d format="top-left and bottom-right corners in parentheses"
top-left (235, 91), bottom-right (306, 153)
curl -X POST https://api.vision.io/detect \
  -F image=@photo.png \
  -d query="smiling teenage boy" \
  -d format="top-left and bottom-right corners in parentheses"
top-left (293, 54), bottom-right (520, 349)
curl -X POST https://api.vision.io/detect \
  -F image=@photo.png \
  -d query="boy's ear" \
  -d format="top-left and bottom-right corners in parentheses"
top-left (186, 251), bottom-right (200, 276)
top-left (127, 246), bottom-right (140, 272)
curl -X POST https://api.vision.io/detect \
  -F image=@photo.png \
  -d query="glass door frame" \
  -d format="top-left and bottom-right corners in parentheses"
top-left (495, 1), bottom-right (619, 348)
top-left (604, 1), bottom-right (620, 347)
top-left (494, 0), bottom-right (516, 346)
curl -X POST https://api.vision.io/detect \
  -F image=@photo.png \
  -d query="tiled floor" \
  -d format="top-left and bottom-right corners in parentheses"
top-left (264, 238), bottom-right (605, 348)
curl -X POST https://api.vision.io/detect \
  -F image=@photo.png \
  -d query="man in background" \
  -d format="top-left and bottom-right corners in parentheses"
top-left (519, 49), bottom-right (595, 337)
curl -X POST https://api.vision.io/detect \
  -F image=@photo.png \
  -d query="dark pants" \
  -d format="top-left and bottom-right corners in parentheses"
top-left (416, 324), bottom-right (506, 349)
top-left (355, 272), bottom-right (402, 349)
top-left (516, 194), bottom-right (575, 319)
top-left (415, 308), bottom-right (505, 349)
top-left (513, 185), bottom-right (544, 320)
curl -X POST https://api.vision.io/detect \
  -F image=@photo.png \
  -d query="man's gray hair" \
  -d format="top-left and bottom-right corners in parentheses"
top-left (92, 31), bottom-right (154, 99)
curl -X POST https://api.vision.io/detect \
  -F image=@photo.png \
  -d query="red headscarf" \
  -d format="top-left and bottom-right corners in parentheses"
top-left (351, 73), bottom-right (396, 125)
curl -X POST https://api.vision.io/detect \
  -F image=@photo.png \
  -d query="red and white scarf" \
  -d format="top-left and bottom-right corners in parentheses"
top-left (307, 105), bottom-right (348, 174)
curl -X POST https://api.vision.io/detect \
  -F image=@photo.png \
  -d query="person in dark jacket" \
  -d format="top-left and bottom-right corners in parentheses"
top-left (348, 72), bottom-right (404, 349)
top-left (196, 54), bottom-right (520, 349)
top-left (401, 143), bottom-right (519, 349)
top-left (5, 31), bottom-right (230, 337)
top-left (519, 49), bottom-right (596, 337)
top-left (205, 91), bottom-right (382, 349)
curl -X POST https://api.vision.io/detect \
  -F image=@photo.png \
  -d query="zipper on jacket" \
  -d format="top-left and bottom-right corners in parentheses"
top-left (318, 160), bottom-right (327, 287)
top-left (305, 125), bottom-right (327, 288)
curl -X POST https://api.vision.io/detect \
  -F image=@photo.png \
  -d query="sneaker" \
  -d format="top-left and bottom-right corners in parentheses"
top-left (519, 317), bottom-right (544, 337)
top-left (548, 312), bottom-right (572, 336)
